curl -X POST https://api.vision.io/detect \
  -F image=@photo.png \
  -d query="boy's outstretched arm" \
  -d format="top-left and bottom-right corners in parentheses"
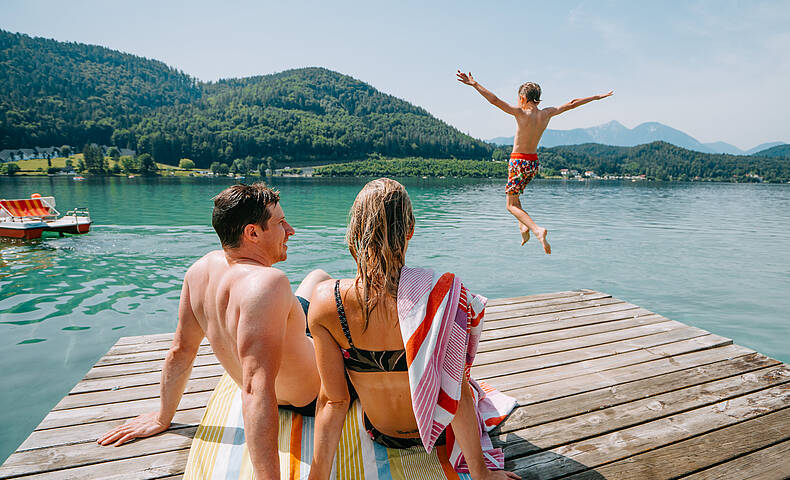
top-left (457, 70), bottom-right (520, 115)
top-left (545, 91), bottom-right (613, 117)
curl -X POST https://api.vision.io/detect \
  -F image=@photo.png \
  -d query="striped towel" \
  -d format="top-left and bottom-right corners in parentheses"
top-left (184, 373), bottom-right (476, 479)
top-left (397, 267), bottom-right (517, 472)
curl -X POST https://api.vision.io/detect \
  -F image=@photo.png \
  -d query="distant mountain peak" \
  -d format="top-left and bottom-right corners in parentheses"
top-left (487, 121), bottom-right (783, 155)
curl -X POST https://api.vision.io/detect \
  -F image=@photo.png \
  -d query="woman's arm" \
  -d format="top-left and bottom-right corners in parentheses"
top-left (308, 282), bottom-right (352, 480)
top-left (450, 382), bottom-right (521, 480)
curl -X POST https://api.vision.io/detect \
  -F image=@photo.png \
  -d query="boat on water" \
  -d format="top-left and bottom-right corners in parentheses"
top-left (0, 195), bottom-right (92, 240)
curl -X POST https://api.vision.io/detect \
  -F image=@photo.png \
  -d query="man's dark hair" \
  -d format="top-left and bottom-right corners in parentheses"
top-left (518, 82), bottom-right (542, 104)
top-left (212, 183), bottom-right (280, 248)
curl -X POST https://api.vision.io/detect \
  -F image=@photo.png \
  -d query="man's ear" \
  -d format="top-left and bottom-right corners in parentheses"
top-left (243, 223), bottom-right (259, 242)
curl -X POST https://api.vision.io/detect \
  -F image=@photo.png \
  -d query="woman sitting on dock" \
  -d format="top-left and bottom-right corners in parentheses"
top-left (306, 178), bottom-right (520, 480)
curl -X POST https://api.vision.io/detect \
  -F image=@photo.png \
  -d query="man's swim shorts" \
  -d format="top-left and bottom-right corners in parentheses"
top-left (505, 153), bottom-right (539, 195)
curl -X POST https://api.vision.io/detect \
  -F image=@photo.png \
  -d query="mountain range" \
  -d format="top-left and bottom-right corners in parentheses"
top-left (488, 120), bottom-right (785, 155)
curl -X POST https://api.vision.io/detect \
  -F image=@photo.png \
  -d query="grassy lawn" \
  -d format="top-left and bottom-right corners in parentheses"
top-left (8, 156), bottom-right (206, 176)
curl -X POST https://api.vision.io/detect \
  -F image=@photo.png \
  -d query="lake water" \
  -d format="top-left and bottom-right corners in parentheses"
top-left (1, 175), bottom-right (789, 462)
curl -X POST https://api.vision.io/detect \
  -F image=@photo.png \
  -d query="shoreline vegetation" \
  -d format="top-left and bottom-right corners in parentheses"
top-left (3, 143), bottom-right (789, 183)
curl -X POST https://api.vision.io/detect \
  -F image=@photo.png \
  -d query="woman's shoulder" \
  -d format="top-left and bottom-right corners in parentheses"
top-left (307, 278), bottom-right (341, 327)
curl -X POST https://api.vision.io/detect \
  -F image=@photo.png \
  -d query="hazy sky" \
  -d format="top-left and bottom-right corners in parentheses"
top-left (2, 0), bottom-right (788, 149)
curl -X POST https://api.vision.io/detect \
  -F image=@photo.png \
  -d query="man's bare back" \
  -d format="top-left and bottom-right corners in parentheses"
top-left (185, 250), bottom-right (319, 407)
top-left (99, 184), bottom-right (330, 479)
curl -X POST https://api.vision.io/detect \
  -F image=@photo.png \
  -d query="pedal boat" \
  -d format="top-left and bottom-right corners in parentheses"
top-left (0, 195), bottom-right (92, 239)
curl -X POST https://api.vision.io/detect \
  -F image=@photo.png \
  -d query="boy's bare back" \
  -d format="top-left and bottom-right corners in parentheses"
top-left (512, 107), bottom-right (553, 154)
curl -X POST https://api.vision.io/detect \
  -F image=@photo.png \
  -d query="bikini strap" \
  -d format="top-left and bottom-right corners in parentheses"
top-left (334, 280), bottom-right (355, 349)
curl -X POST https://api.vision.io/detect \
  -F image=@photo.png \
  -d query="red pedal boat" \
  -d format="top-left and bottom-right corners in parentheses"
top-left (0, 195), bottom-right (92, 240)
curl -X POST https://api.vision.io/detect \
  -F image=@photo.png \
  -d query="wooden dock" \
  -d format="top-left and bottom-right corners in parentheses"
top-left (2, 289), bottom-right (789, 479)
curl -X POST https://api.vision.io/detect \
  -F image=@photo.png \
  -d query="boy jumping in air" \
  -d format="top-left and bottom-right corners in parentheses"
top-left (457, 71), bottom-right (613, 254)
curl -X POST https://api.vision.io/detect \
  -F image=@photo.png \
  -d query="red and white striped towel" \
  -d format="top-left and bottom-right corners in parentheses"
top-left (397, 266), bottom-right (517, 472)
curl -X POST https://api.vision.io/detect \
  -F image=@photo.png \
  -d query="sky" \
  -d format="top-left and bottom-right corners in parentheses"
top-left (2, 0), bottom-right (789, 150)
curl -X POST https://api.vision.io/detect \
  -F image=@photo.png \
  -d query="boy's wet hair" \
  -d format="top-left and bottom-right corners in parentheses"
top-left (212, 183), bottom-right (280, 248)
top-left (518, 82), bottom-right (541, 105)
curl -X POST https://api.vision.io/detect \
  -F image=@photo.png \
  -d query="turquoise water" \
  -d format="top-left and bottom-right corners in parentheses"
top-left (1, 176), bottom-right (789, 462)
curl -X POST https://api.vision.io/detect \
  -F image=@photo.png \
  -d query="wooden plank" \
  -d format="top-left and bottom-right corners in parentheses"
top-left (504, 384), bottom-right (790, 477)
top-left (475, 319), bottom-right (682, 364)
top-left (486, 290), bottom-right (595, 307)
top-left (480, 305), bottom-right (648, 341)
top-left (0, 427), bottom-right (196, 477)
top-left (478, 313), bottom-right (666, 353)
top-left (38, 391), bottom-right (213, 431)
top-left (485, 292), bottom-right (612, 316)
top-left (502, 344), bottom-right (755, 405)
top-left (562, 407), bottom-right (790, 480)
top-left (474, 326), bottom-right (710, 378)
top-left (70, 364), bottom-right (225, 395)
top-left (105, 338), bottom-right (209, 357)
top-left (18, 409), bottom-right (205, 452)
top-left (476, 334), bottom-right (732, 390)
top-left (95, 345), bottom-right (214, 368)
top-left (493, 352), bottom-right (780, 434)
top-left (82, 354), bottom-right (219, 381)
top-left (54, 376), bottom-right (222, 411)
top-left (682, 438), bottom-right (790, 480)
top-left (484, 296), bottom-right (623, 322)
top-left (8, 448), bottom-right (189, 479)
top-left (494, 364), bottom-right (790, 460)
top-left (114, 332), bottom-right (176, 346)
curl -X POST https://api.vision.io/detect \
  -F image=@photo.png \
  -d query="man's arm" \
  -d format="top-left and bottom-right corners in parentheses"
top-left (237, 271), bottom-right (291, 480)
top-left (544, 91), bottom-right (614, 117)
top-left (457, 71), bottom-right (520, 116)
top-left (98, 278), bottom-right (204, 446)
top-left (308, 282), bottom-right (351, 480)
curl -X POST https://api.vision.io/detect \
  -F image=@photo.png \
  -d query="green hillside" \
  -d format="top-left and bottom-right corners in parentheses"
top-left (752, 144), bottom-right (790, 158)
top-left (0, 30), bottom-right (200, 149)
top-left (117, 68), bottom-right (492, 166)
top-left (0, 30), bottom-right (491, 167)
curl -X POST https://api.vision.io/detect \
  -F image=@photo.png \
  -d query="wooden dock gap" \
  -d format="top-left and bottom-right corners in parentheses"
top-left (2, 290), bottom-right (788, 479)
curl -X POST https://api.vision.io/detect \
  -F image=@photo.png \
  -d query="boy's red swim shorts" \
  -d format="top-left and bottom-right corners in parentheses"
top-left (505, 153), bottom-right (539, 195)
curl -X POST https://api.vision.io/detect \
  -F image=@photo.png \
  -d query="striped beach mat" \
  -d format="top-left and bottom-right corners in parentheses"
top-left (184, 373), bottom-right (474, 479)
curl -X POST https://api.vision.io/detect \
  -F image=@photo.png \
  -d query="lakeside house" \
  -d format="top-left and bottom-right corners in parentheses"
top-left (0, 145), bottom-right (135, 163)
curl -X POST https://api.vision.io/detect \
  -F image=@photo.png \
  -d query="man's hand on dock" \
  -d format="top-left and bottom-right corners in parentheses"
top-left (97, 411), bottom-right (170, 446)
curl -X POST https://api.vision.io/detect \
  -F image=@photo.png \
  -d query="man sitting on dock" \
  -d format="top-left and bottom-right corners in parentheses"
top-left (98, 183), bottom-right (329, 480)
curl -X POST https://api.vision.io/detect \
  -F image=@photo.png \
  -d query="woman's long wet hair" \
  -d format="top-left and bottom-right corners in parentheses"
top-left (346, 178), bottom-right (415, 330)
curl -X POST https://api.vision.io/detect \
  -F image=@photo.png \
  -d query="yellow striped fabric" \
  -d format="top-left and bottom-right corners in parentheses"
top-left (184, 373), bottom-right (473, 479)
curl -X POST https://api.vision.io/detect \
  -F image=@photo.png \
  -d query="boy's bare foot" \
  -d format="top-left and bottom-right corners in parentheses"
top-left (520, 224), bottom-right (530, 245)
top-left (535, 227), bottom-right (551, 254)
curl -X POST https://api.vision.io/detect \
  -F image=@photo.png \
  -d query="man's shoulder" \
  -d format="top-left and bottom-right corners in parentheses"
top-left (184, 250), bottom-right (224, 279)
top-left (233, 265), bottom-right (289, 295)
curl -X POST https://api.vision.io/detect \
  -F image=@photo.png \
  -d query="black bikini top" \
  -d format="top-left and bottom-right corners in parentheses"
top-left (334, 280), bottom-right (408, 373)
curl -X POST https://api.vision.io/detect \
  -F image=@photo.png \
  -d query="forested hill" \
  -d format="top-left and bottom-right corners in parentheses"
top-left (0, 30), bottom-right (491, 166)
top-left (534, 142), bottom-right (790, 182)
top-left (752, 144), bottom-right (790, 159)
top-left (0, 30), bottom-right (200, 149)
top-left (117, 68), bottom-right (492, 166)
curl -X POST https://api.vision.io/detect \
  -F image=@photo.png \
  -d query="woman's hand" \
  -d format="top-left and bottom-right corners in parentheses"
top-left (474, 469), bottom-right (522, 480)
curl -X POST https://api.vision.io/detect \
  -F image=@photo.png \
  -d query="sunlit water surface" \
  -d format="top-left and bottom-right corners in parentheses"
top-left (1, 176), bottom-right (788, 461)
